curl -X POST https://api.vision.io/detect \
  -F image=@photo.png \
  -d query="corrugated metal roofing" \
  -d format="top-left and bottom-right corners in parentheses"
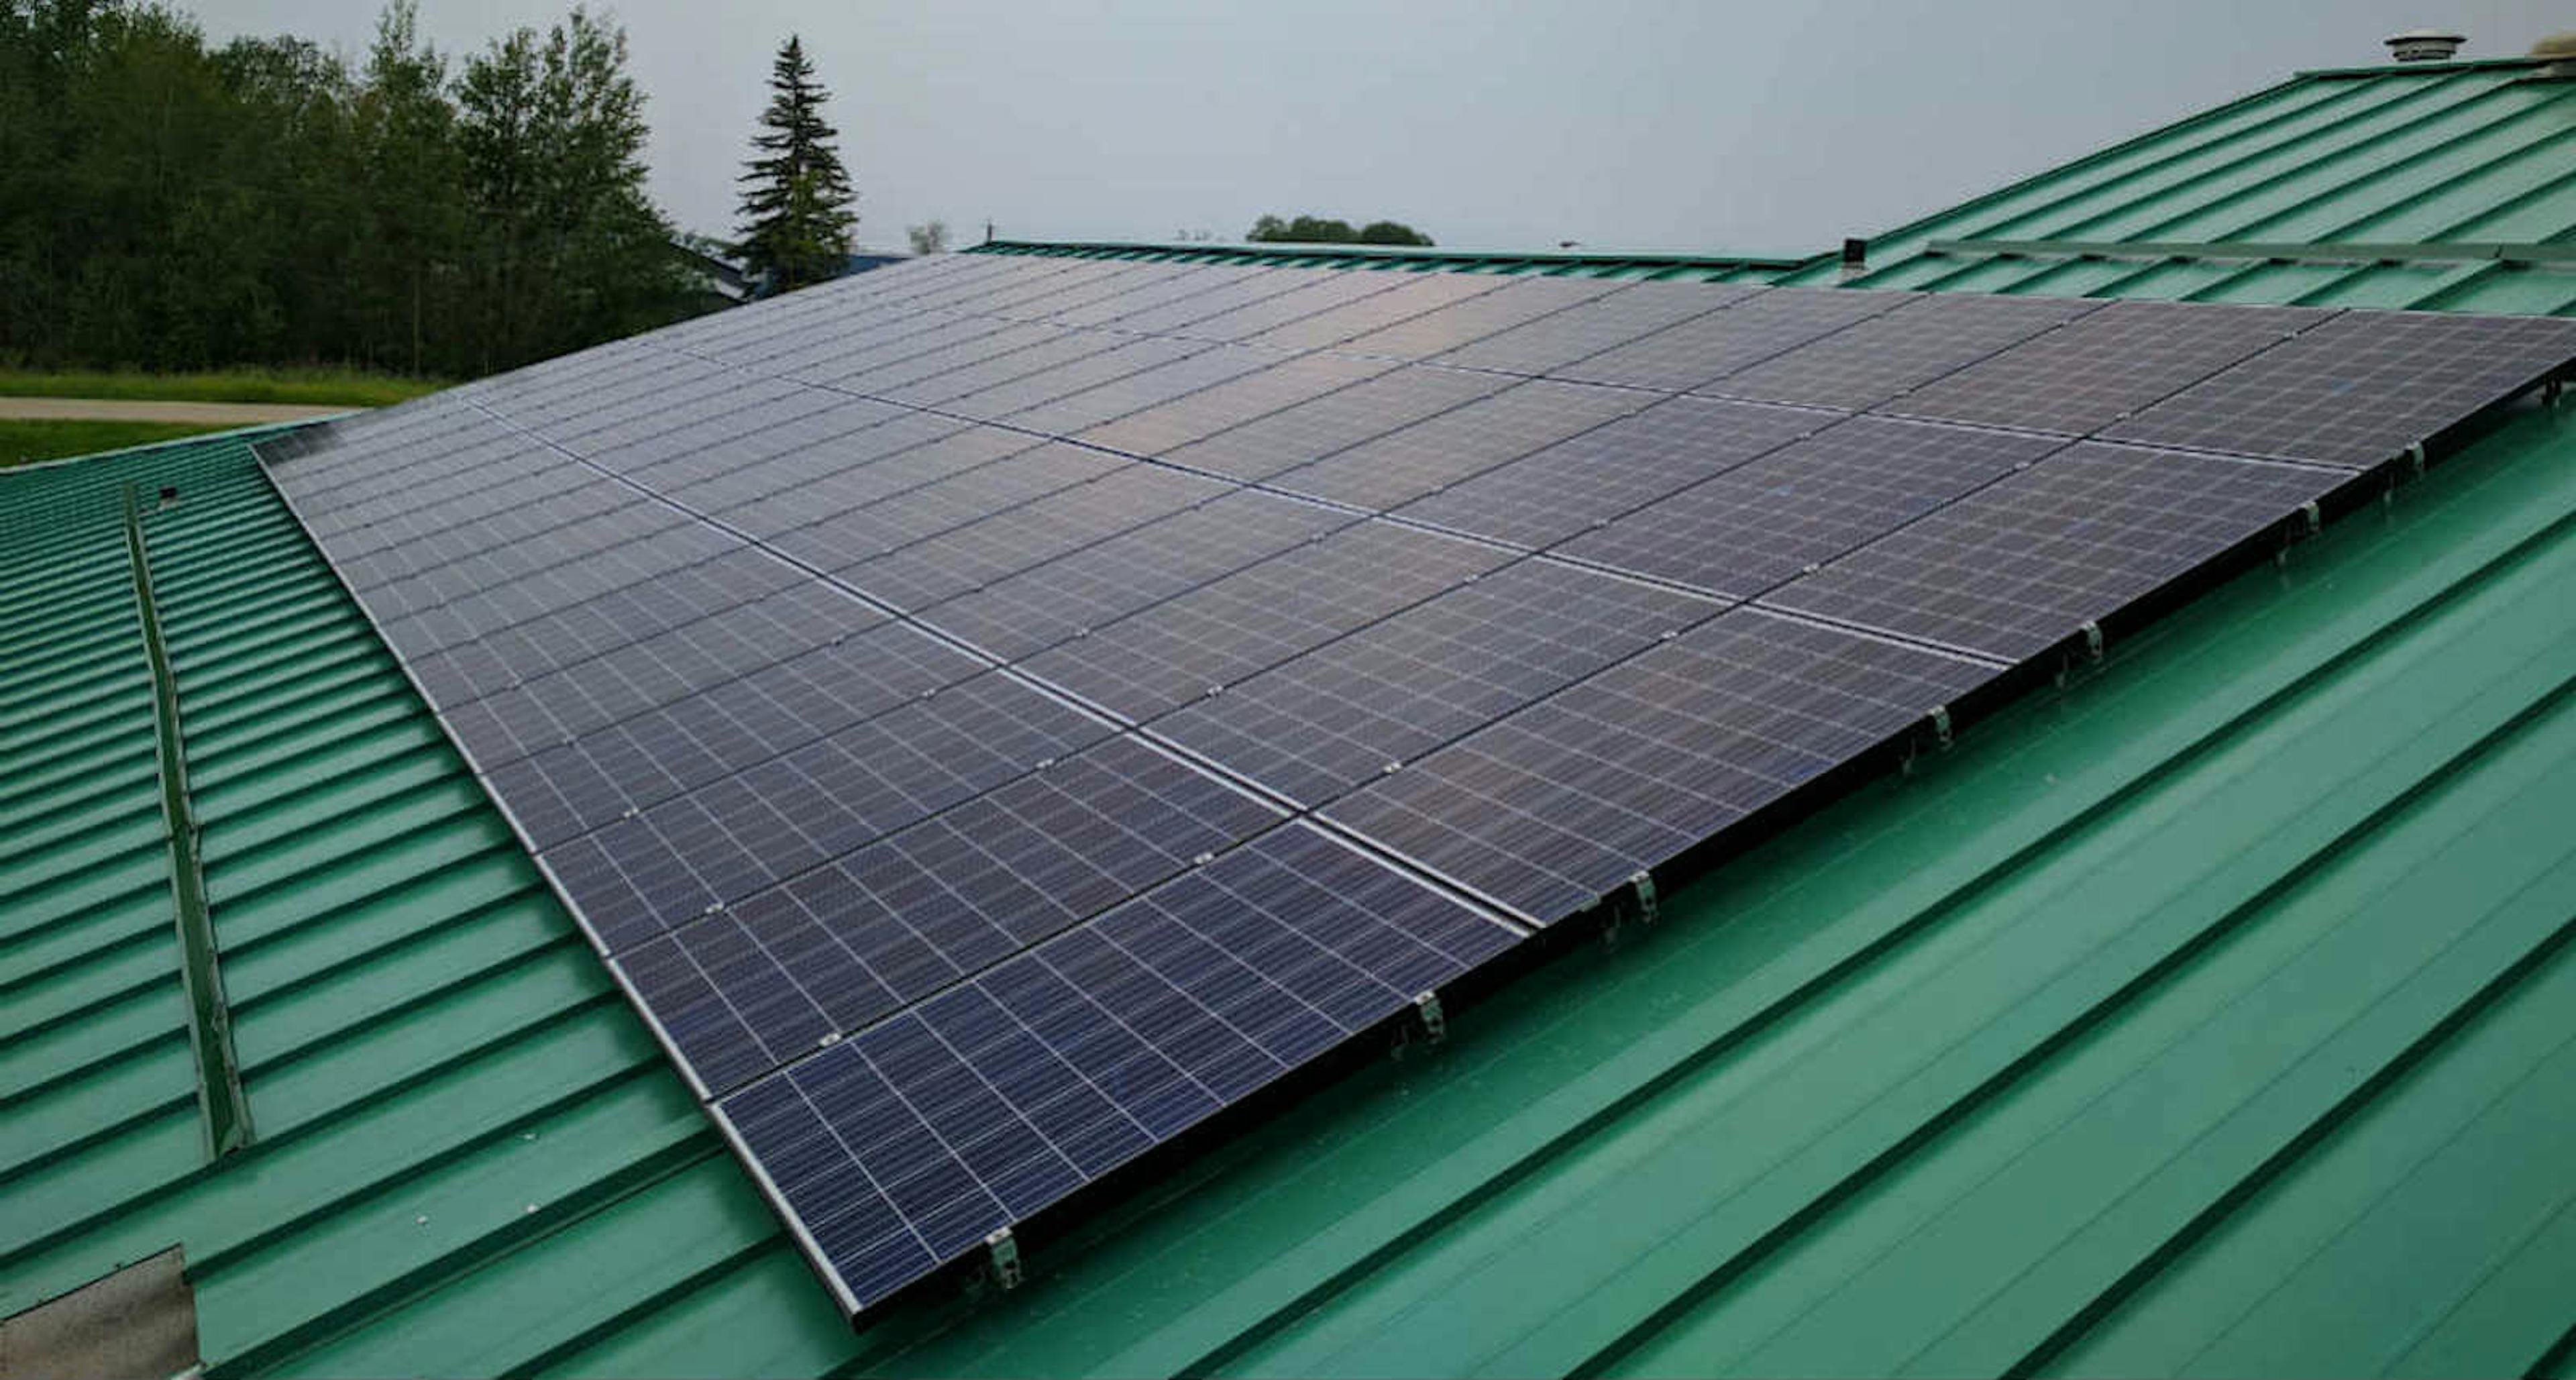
top-left (6, 52), bottom-right (2575, 1378)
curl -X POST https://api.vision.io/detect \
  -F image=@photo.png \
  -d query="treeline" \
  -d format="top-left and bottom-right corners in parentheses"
top-left (1246, 214), bottom-right (1434, 247)
top-left (0, 0), bottom-right (701, 378)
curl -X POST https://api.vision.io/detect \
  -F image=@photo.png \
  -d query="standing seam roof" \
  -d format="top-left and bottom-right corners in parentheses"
top-left (5, 52), bottom-right (2576, 1379)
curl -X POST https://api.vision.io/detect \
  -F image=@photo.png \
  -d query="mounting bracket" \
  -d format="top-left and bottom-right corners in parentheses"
top-left (1413, 990), bottom-right (1448, 1047)
top-left (985, 1227), bottom-right (1023, 1291)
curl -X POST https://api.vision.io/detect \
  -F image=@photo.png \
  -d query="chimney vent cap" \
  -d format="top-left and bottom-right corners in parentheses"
top-left (2385, 29), bottom-right (2467, 62)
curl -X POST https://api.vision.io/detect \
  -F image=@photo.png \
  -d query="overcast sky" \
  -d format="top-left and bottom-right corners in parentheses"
top-left (199, 1), bottom-right (2565, 254)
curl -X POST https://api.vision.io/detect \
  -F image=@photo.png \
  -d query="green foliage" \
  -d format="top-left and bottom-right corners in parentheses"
top-left (0, 364), bottom-right (441, 405)
top-left (906, 220), bottom-right (949, 256)
top-left (737, 34), bottom-right (857, 294)
top-left (0, 0), bottom-right (702, 378)
top-left (0, 419), bottom-right (225, 468)
top-left (1246, 213), bottom-right (1434, 247)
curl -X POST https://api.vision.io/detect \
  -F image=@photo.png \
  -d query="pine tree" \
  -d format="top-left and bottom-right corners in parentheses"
top-left (735, 35), bottom-right (855, 294)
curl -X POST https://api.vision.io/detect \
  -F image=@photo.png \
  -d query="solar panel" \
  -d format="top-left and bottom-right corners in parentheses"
top-left (2098, 309), bottom-right (2576, 467)
top-left (1555, 286), bottom-right (1911, 391)
top-left (1238, 271), bottom-right (1510, 352)
top-left (1320, 608), bottom-right (2000, 920)
top-left (1077, 352), bottom-right (1399, 460)
top-left (708, 822), bottom-right (1515, 1312)
top-left (1152, 559), bottom-right (1725, 805)
top-left (1701, 292), bottom-right (2106, 411)
top-left (1760, 441), bottom-right (2354, 659)
top-left (1434, 280), bottom-right (1763, 377)
top-left (258, 254), bottom-right (2576, 1318)
top-left (1159, 364), bottom-right (1511, 482)
top-left (1878, 299), bottom-right (2332, 435)
top-left (1268, 377), bottom-right (1652, 511)
top-left (616, 733), bottom-right (1286, 1094)
top-left (1332, 276), bottom-right (1628, 360)
top-left (1554, 416), bottom-right (2067, 598)
top-left (1389, 396), bottom-right (1824, 549)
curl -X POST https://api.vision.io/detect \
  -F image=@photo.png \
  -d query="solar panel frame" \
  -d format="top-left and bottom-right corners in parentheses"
top-left (253, 255), bottom-right (2576, 1321)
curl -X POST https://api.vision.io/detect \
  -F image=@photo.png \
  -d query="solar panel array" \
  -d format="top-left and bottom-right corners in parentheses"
top-left (256, 250), bottom-right (2576, 1315)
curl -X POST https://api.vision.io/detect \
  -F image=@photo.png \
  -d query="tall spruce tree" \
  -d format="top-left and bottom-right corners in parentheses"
top-left (736, 35), bottom-right (855, 294)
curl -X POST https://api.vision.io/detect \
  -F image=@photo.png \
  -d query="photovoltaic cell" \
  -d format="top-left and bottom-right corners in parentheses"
top-left (1102, 266), bottom-right (1346, 336)
top-left (1332, 276), bottom-right (1628, 361)
top-left (2098, 309), bottom-right (2576, 467)
top-left (1238, 272), bottom-right (1510, 352)
top-left (1077, 352), bottom-right (1398, 459)
top-left (1161, 364), bottom-right (1510, 482)
top-left (1701, 292), bottom-right (2106, 411)
top-left (938, 334), bottom-right (1213, 423)
top-left (1155, 267), bottom-right (1412, 342)
top-left (1878, 299), bottom-right (2329, 436)
top-left (999, 344), bottom-right (1280, 437)
top-left (1390, 396), bottom-right (1825, 549)
top-left (913, 489), bottom-right (1356, 661)
top-left (535, 670), bottom-right (1115, 953)
top-left (616, 733), bottom-right (1284, 1094)
top-left (1267, 378), bottom-right (1652, 511)
top-left (1555, 286), bottom-right (1911, 392)
top-left (837, 464), bottom-right (1230, 611)
top-left (709, 822), bottom-right (1516, 1310)
top-left (1021, 521), bottom-right (1513, 721)
top-left (1555, 416), bottom-right (2068, 597)
top-left (1152, 559), bottom-right (1725, 804)
top-left (1322, 608), bottom-right (2000, 920)
top-left (1434, 280), bottom-right (1762, 376)
top-left (1761, 441), bottom-right (2353, 659)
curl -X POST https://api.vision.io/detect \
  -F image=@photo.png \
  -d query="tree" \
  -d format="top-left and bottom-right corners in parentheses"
top-left (736, 34), bottom-right (855, 293)
top-left (905, 219), bottom-right (948, 256)
top-left (458, 6), bottom-right (686, 370)
top-left (1244, 212), bottom-right (1432, 247)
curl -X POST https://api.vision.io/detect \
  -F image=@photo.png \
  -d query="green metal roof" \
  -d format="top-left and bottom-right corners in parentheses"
top-left (7, 52), bottom-right (2576, 1379)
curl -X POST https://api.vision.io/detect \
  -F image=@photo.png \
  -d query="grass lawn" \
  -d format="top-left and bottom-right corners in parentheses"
top-left (0, 419), bottom-right (233, 469)
top-left (0, 364), bottom-right (443, 408)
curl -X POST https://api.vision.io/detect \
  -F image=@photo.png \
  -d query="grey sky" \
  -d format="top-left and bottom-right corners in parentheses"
top-left (199, 1), bottom-right (2565, 254)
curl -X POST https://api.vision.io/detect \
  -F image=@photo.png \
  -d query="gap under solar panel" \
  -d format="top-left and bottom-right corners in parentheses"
top-left (1433, 280), bottom-right (1763, 377)
top-left (1700, 292), bottom-right (2106, 411)
top-left (1159, 364), bottom-right (1510, 482)
top-left (1389, 395), bottom-right (1825, 549)
top-left (1332, 276), bottom-right (1628, 361)
top-left (1267, 377), bottom-right (1652, 512)
top-left (2097, 309), bottom-right (2576, 467)
top-left (709, 822), bottom-right (1517, 1312)
top-left (612, 733), bottom-right (1285, 1095)
top-left (1321, 607), bottom-right (2000, 920)
top-left (1554, 286), bottom-right (1913, 392)
top-left (1152, 558), bottom-right (1726, 806)
top-left (1878, 299), bottom-right (2330, 436)
top-left (1761, 441), bottom-right (2355, 659)
top-left (1554, 415), bottom-right (2068, 598)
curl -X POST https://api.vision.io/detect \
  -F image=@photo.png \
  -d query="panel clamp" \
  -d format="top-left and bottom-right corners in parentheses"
top-left (985, 1227), bottom-right (1024, 1291)
top-left (1927, 703), bottom-right (1953, 752)
top-left (1627, 869), bottom-right (1659, 927)
top-left (2080, 621), bottom-right (2105, 664)
top-left (1413, 990), bottom-right (1448, 1047)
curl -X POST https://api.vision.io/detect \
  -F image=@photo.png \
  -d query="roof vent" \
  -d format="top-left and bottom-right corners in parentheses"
top-left (2385, 29), bottom-right (2465, 62)
top-left (2531, 30), bottom-right (2576, 78)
